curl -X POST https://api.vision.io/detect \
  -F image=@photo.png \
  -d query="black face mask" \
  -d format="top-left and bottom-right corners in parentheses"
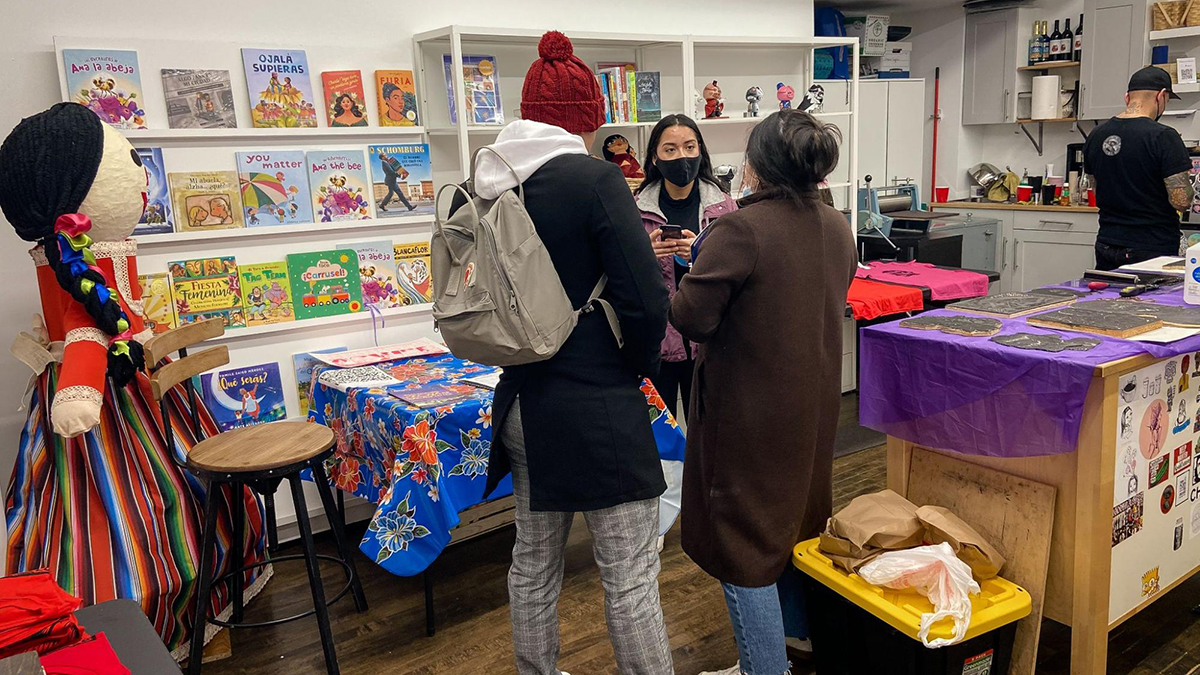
top-left (657, 155), bottom-right (702, 187)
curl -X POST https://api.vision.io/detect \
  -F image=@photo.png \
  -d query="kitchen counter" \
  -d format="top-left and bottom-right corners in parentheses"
top-left (932, 201), bottom-right (1099, 214)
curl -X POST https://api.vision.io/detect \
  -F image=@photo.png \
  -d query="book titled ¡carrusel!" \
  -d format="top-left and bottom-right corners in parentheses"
top-left (61, 49), bottom-right (147, 129)
top-left (286, 249), bottom-right (364, 321)
top-left (375, 70), bottom-right (419, 126)
top-left (168, 171), bottom-right (244, 231)
top-left (200, 362), bottom-right (287, 432)
top-left (239, 261), bottom-right (294, 327)
top-left (307, 150), bottom-right (371, 222)
top-left (167, 256), bottom-right (246, 328)
top-left (321, 70), bottom-right (369, 127)
top-left (235, 151), bottom-right (312, 226)
top-left (161, 68), bottom-right (237, 129)
top-left (241, 48), bottom-right (318, 128)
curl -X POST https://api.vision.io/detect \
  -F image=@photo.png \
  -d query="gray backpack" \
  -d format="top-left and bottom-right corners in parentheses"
top-left (431, 147), bottom-right (623, 367)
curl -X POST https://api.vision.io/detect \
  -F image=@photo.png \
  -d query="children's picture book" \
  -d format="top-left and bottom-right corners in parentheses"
top-left (321, 70), bottom-right (369, 127)
top-left (160, 68), bottom-right (237, 129)
top-left (239, 262), bottom-right (294, 326)
top-left (169, 171), bottom-right (244, 231)
top-left (287, 249), bottom-right (364, 321)
top-left (442, 54), bottom-right (502, 125)
top-left (339, 239), bottom-right (402, 309)
top-left (241, 48), bottom-right (318, 128)
top-left (367, 144), bottom-right (434, 217)
top-left (394, 241), bottom-right (434, 305)
top-left (635, 71), bottom-right (662, 123)
top-left (235, 151), bottom-right (312, 226)
top-left (375, 70), bottom-right (419, 126)
top-left (168, 256), bottom-right (246, 328)
top-left (137, 272), bottom-right (177, 335)
top-left (134, 147), bottom-right (172, 235)
top-left (201, 362), bottom-right (287, 432)
top-left (61, 49), bottom-right (146, 129)
top-left (306, 150), bottom-right (371, 222)
top-left (293, 347), bottom-right (347, 416)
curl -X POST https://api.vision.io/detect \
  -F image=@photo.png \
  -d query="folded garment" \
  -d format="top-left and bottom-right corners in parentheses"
top-left (0, 570), bottom-right (85, 660)
top-left (847, 277), bottom-right (924, 320)
top-left (40, 632), bottom-right (129, 675)
top-left (856, 261), bottom-right (989, 301)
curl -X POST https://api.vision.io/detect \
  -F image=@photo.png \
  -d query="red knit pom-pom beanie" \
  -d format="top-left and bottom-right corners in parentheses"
top-left (520, 31), bottom-right (606, 134)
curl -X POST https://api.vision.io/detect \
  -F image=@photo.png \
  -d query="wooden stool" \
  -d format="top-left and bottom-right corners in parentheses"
top-left (144, 319), bottom-right (367, 675)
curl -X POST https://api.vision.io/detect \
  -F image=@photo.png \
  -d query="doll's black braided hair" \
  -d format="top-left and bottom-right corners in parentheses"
top-left (0, 103), bottom-right (145, 386)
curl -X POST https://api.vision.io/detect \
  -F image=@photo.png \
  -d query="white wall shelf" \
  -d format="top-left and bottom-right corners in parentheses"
top-left (1174, 82), bottom-right (1200, 93)
top-left (697, 110), bottom-right (852, 127)
top-left (120, 126), bottom-right (427, 144)
top-left (207, 304), bottom-right (434, 342)
top-left (133, 215), bottom-right (434, 247)
top-left (1150, 26), bottom-right (1200, 41)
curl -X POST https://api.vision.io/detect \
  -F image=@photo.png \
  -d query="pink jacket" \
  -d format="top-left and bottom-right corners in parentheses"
top-left (636, 179), bottom-right (738, 362)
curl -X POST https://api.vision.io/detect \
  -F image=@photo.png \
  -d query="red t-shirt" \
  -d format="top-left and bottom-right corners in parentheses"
top-left (847, 277), bottom-right (924, 320)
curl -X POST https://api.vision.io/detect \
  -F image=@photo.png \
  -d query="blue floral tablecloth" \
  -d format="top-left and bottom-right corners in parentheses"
top-left (308, 354), bottom-right (686, 577)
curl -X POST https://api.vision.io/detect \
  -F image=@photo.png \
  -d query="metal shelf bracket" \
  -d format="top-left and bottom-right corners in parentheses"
top-left (1018, 121), bottom-right (1044, 156)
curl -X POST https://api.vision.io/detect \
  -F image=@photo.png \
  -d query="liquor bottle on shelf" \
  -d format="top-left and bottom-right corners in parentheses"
top-left (1029, 21), bottom-right (1042, 65)
top-left (1062, 18), bottom-right (1073, 61)
top-left (1074, 14), bottom-right (1084, 63)
top-left (1040, 22), bottom-right (1052, 63)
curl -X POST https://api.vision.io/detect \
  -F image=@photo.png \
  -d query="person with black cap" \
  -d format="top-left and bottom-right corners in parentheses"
top-left (1085, 66), bottom-right (1194, 270)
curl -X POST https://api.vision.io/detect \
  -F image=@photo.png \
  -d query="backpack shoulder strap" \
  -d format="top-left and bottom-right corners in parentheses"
top-left (579, 275), bottom-right (624, 349)
top-left (433, 183), bottom-right (478, 268)
top-left (472, 145), bottom-right (525, 203)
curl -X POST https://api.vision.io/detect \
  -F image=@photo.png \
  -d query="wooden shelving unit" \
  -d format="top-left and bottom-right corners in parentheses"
top-left (1016, 117), bottom-right (1078, 124)
top-left (1018, 60), bottom-right (1081, 72)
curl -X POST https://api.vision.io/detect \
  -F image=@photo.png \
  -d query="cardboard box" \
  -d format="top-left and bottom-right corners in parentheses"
top-left (845, 15), bottom-right (890, 57)
top-left (878, 41), bottom-right (911, 78)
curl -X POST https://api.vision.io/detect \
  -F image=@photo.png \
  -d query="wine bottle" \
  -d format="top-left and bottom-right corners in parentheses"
top-left (1074, 13), bottom-right (1084, 63)
top-left (1049, 20), bottom-right (1062, 61)
top-left (1029, 21), bottom-right (1042, 65)
top-left (1062, 18), bottom-right (1073, 62)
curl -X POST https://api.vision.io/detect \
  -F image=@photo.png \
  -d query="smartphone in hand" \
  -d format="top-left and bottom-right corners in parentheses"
top-left (660, 224), bottom-right (684, 240)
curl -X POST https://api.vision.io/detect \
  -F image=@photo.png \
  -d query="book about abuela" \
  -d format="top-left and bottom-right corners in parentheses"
top-left (168, 256), bottom-right (246, 328)
top-left (161, 68), bottom-right (237, 129)
top-left (169, 171), bottom-right (244, 231)
top-left (134, 147), bottom-right (172, 235)
top-left (242, 48), bottom-right (318, 128)
top-left (236, 151), bottom-right (312, 225)
top-left (287, 249), bottom-right (364, 321)
top-left (239, 261), bottom-right (294, 326)
top-left (375, 69), bottom-right (419, 126)
top-left (367, 144), bottom-right (434, 217)
top-left (201, 362), bottom-right (287, 432)
top-left (62, 49), bottom-right (147, 129)
top-left (321, 70), bottom-right (369, 127)
top-left (307, 150), bottom-right (371, 222)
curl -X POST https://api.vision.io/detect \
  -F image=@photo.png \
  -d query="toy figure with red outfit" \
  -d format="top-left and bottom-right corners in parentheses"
top-left (601, 134), bottom-right (644, 179)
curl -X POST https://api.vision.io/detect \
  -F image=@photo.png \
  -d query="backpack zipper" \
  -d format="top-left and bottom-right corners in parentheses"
top-left (483, 218), bottom-right (518, 313)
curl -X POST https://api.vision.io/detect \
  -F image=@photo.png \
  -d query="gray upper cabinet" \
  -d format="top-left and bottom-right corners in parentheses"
top-left (1079, 0), bottom-right (1147, 119)
top-left (963, 9), bottom-right (1018, 125)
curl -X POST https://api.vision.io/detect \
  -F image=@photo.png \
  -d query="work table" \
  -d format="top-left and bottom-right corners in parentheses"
top-left (932, 201), bottom-right (1099, 214)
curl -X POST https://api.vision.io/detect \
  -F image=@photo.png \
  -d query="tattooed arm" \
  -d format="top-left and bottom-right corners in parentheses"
top-left (1166, 170), bottom-right (1195, 212)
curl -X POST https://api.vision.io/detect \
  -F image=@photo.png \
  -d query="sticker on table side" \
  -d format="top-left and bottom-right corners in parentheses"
top-left (897, 314), bottom-right (1001, 337)
top-left (1192, 503), bottom-right (1200, 538)
top-left (1141, 399), bottom-right (1169, 459)
top-left (1175, 400), bottom-right (1192, 435)
top-left (1142, 566), bottom-right (1160, 598)
top-left (1121, 376), bottom-right (1138, 403)
top-left (1162, 484), bottom-right (1176, 515)
top-left (1168, 386), bottom-right (1177, 414)
top-left (1150, 455), bottom-right (1171, 489)
top-left (1176, 442), bottom-right (1194, 475)
top-left (1166, 360), bottom-right (1179, 384)
top-left (1179, 474), bottom-right (1192, 509)
top-left (1143, 375), bottom-right (1163, 399)
top-left (1193, 352), bottom-right (1200, 379)
top-left (1113, 493), bottom-right (1145, 547)
top-left (1193, 393), bottom-right (1200, 433)
top-left (988, 332), bottom-right (1100, 353)
top-left (1175, 518), bottom-right (1186, 551)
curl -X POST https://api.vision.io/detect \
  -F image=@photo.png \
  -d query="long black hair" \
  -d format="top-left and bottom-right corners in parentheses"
top-left (745, 109), bottom-right (840, 202)
top-left (635, 114), bottom-right (720, 195)
top-left (333, 93), bottom-right (364, 120)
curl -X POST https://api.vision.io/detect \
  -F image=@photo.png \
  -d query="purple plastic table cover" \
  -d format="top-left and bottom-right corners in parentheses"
top-left (859, 285), bottom-right (1200, 458)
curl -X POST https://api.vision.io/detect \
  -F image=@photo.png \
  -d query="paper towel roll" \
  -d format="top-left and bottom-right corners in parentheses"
top-left (1032, 75), bottom-right (1061, 120)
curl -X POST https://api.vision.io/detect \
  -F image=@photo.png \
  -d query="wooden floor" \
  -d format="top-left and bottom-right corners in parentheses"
top-left (204, 445), bottom-right (1200, 674)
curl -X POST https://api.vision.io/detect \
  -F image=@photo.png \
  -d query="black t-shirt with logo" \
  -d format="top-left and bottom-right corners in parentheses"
top-left (1084, 116), bottom-right (1192, 254)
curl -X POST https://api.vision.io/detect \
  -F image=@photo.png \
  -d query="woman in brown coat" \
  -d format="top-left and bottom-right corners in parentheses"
top-left (671, 110), bottom-right (857, 675)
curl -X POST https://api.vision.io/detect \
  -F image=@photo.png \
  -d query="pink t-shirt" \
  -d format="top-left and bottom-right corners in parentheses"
top-left (855, 261), bottom-right (989, 301)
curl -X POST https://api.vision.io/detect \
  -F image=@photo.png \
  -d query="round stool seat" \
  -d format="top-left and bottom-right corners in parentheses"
top-left (187, 421), bottom-right (335, 476)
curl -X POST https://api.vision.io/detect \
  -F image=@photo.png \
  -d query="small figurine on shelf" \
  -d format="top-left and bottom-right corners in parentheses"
top-left (777, 82), bottom-right (795, 110)
top-left (602, 134), bottom-right (644, 179)
top-left (703, 80), bottom-right (725, 119)
top-left (744, 86), bottom-right (763, 118)
top-left (693, 89), bottom-right (705, 118)
top-left (798, 83), bottom-right (826, 114)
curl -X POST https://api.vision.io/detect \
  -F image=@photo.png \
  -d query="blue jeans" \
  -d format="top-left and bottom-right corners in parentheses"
top-left (721, 566), bottom-right (808, 675)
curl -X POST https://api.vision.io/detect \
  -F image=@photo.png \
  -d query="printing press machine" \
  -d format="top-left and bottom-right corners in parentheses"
top-left (853, 180), bottom-right (999, 273)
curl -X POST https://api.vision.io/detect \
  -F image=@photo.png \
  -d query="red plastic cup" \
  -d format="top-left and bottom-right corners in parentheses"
top-left (1088, 188), bottom-right (1096, 207)
top-left (934, 186), bottom-right (949, 203)
top-left (1017, 185), bottom-right (1032, 202)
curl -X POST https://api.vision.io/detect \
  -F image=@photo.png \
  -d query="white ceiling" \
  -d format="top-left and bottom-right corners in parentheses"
top-left (817, 0), bottom-right (962, 10)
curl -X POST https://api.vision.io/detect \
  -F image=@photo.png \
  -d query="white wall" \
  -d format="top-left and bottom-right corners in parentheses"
top-left (0, 1), bottom-right (815, 564)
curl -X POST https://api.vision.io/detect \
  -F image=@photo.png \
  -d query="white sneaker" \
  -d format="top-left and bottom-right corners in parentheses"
top-left (656, 534), bottom-right (665, 553)
top-left (698, 663), bottom-right (742, 675)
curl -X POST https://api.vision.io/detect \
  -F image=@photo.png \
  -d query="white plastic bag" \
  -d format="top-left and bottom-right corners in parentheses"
top-left (858, 542), bottom-right (981, 648)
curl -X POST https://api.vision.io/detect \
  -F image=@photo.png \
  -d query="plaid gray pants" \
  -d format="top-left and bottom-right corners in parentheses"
top-left (502, 399), bottom-right (674, 675)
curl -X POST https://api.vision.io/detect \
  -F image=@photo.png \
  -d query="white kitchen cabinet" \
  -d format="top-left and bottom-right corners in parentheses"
top-left (885, 80), bottom-right (925, 187)
top-left (963, 9), bottom-right (1019, 125)
top-left (1079, 0), bottom-right (1147, 120)
top-left (858, 82), bottom-right (889, 187)
top-left (1013, 210), bottom-right (1100, 234)
top-left (1013, 230), bottom-right (1097, 291)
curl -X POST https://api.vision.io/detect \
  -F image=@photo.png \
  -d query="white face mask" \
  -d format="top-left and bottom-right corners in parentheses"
top-left (738, 161), bottom-right (758, 198)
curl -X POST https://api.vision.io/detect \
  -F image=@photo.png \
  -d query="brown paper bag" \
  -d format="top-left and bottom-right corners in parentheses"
top-left (818, 490), bottom-right (925, 572)
top-left (917, 505), bottom-right (1006, 579)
